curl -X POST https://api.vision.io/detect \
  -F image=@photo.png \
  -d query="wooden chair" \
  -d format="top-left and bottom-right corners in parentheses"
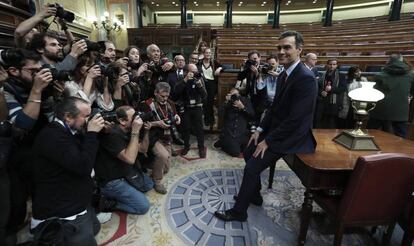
top-left (398, 199), bottom-right (414, 246)
top-left (305, 153), bottom-right (414, 246)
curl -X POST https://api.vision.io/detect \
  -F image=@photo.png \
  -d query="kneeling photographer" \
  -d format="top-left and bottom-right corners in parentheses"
top-left (174, 64), bottom-right (207, 158)
top-left (214, 88), bottom-right (254, 157)
top-left (140, 82), bottom-right (180, 194)
top-left (95, 106), bottom-right (153, 215)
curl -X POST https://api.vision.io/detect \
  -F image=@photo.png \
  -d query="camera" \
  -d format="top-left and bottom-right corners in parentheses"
top-left (0, 49), bottom-right (23, 68)
top-left (48, 3), bottom-right (75, 23)
top-left (193, 72), bottom-right (202, 80)
top-left (147, 57), bottom-right (168, 74)
top-left (89, 108), bottom-right (117, 123)
top-left (260, 63), bottom-right (271, 74)
top-left (133, 111), bottom-right (154, 122)
top-left (244, 59), bottom-right (257, 69)
top-left (230, 93), bottom-right (241, 104)
top-left (83, 40), bottom-right (106, 53)
top-left (41, 64), bottom-right (71, 81)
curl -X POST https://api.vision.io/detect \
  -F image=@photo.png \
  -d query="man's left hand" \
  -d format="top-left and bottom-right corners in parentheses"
top-left (174, 114), bottom-right (181, 125)
top-left (233, 100), bottom-right (245, 110)
top-left (253, 140), bottom-right (268, 159)
top-left (162, 62), bottom-right (174, 72)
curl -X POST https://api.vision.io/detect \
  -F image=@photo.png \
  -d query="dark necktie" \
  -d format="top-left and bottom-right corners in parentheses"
top-left (278, 71), bottom-right (288, 89)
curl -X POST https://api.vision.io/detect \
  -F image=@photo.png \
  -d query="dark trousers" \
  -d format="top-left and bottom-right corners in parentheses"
top-left (182, 107), bottom-right (205, 149)
top-left (233, 141), bottom-right (283, 214)
top-left (368, 118), bottom-right (409, 138)
top-left (32, 208), bottom-right (100, 246)
top-left (203, 79), bottom-right (217, 126)
top-left (0, 167), bottom-right (10, 244)
top-left (219, 133), bottom-right (249, 157)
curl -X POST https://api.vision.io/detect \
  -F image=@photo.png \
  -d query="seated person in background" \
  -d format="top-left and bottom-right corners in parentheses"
top-left (95, 106), bottom-right (153, 215)
top-left (214, 88), bottom-right (254, 157)
top-left (140, 82), bottom-right (180, 194)
top-left (31, 97), bottom-right (104, 245)
top-left (368, 54), bottom-right (414, 138)
top-left (174, 64), bottom-right (207, 158)
top-left (337, 66), bottom-right (367, 129)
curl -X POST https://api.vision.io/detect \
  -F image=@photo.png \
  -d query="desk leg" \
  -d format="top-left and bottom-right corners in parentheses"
top-left (297, 189), bottom-right (314, 246)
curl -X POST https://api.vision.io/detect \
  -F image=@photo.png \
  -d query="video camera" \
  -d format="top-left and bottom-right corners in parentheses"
top-left (48, 3), bottom-right (75, 23)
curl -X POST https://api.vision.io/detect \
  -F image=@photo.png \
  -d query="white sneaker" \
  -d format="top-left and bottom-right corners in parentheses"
top-left (96, 212), bottom-right (112, 224)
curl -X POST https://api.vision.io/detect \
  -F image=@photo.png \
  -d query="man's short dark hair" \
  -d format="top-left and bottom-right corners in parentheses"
top-left (3, 49), bottom-right (41, 69)
top-left (327, 58), bottom-right (338, 64)
top-left (247, 50), bottom-right (260, 59)
top-left (54, 97), bottom-right (90, 121)
top-left (279, 30), bottom-right (304, 49)
top-left (27, 31), bottom-right (60, 53)
top-left (116, 105), bottom-right (133, 121)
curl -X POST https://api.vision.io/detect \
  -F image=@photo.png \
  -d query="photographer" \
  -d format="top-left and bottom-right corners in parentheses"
top-left (95, 106), bottom-right (153, 215)
top-left (235, 51), bottom-right (263, 124)
top-left (64, 54), bottom-right (114, 112)
top-left (124, 46), bottom-right (147, 79)
top-left (28, 31), bottom-right (87, 72)
top-left (214, 88), bottom-right (254, 157)
top-left (30, 97), bottom-right (104, 245)
top-left (2, 49), bottom-right (53, 236)
top-left (175, 64), bottom-right (207, 158)
top-left (140, 82), bottom-right (180, 194)
top-left (99, 41), bottom-right (117, 66)
top-left (143, 44), bottom-right (174, 89)
top-left (255, 55), bottom-right (282, 119)
top-left (0, 65), bottom-right (10, 244)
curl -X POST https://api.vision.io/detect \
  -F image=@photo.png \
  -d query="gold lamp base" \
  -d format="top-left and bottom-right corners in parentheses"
top-left (333, 129), bottom-right (380, 151)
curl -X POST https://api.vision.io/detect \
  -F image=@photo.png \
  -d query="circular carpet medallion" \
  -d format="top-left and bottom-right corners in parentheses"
top-left (165, 169), bottom-right (251, 246)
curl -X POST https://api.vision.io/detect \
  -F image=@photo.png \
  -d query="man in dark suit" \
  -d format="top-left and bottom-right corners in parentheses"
top-left (214, 30), bottom-right (317, 222)
top-left (167, 54), bottom-right (186, 97)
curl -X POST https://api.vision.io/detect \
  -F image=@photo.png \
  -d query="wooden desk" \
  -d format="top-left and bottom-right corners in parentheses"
top-left (284, 129), bottom-right (414, 245)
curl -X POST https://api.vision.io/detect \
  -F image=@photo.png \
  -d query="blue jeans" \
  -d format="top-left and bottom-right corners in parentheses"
top-left (100, 177), bottom-right (152, 215)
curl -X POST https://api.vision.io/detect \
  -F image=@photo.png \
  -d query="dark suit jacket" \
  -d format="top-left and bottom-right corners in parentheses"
top-left (259, 61), bottom-right (317, 154)
top-left (167, 69), bottom-right (183, 97)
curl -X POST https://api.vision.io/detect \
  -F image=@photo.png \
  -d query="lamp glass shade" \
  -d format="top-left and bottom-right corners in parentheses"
top-left (348, 81), bottom-right (384, 102)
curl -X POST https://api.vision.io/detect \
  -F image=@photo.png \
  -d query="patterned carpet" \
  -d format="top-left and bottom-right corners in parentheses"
top-left (95, 135), bottom-right (405, 246)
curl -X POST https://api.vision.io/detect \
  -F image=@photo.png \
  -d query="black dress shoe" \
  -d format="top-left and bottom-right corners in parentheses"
top-left (214, 209), bottom-right (247, 222)
top-left (233, 195), bottom-right (263, 206)
top-left (181, 146), bottom-right (190, 156)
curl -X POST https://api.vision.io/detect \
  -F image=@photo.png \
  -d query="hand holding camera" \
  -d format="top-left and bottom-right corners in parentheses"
top-left (184, 71), bottom-right (194, 82)
top-left (116, 57), bottom-right (129, 67)
top-left (131, 116), bottom-right (144, 134)
top-left (69, 39), bottom-right (88, 58)
top-left (137, 63), bottom-right (148, 76)
top-left (33, 69), bottom-right (53, 93)
top-left (87, 65), bottom-right (101, 80)
top-left (116, 72), bottom-right (130, 89)
top-left (40, 4), bottom-right (57, 19)
top-left (87, 113), bottom-right (105, 133)
top-left (161, 61), bottom-right (174, 72)
top-left (325, 81), bottom-right (332, 92)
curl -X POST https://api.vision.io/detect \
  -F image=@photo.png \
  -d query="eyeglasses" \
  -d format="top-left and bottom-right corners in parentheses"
top-left (20, 67), bottom-right (42, 76)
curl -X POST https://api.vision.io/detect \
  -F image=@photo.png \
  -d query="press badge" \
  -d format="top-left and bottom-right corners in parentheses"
top-left (190, 99), bottom-right (196, 105)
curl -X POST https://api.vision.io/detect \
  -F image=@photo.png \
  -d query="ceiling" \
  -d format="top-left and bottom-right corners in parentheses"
top-left (143, 0), bottom-right (391, 12)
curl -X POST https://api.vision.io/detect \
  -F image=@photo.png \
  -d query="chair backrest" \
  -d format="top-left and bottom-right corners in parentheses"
top-left (338, 153), bottom-right (414, 225)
